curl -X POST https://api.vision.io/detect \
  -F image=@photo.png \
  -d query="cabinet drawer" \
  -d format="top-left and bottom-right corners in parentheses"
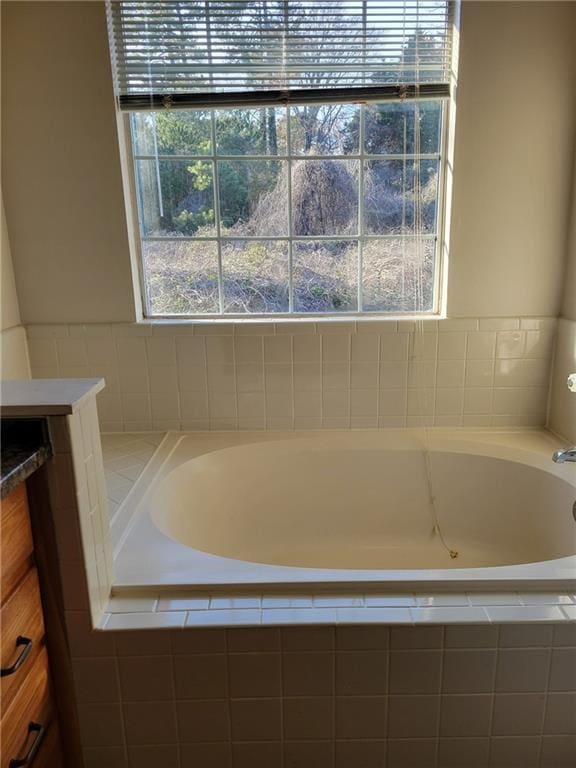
top-left (1, 567), bottom-right (45, 713)
top-left (1, 484), bottom-right (34, 605)
top-left (0, 648), bottom-right (53, 768)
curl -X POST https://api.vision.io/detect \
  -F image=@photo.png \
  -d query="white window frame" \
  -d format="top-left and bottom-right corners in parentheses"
top-left (119, 96), bottom-right (453, 321)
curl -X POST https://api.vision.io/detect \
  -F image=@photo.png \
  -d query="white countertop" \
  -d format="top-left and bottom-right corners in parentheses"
top-left (0, 378), bottom-right (105, 416)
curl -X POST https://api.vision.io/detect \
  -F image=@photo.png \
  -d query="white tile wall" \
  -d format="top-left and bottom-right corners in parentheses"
top-left (73, 621), bottom-right (576, 768)
top-left (46, 396), bottom-right (114, 625)
top-left (101, 592), bottom-right (576, 630)
top-left (27, 318), bottom-right (557, 432)
top-left (101, 433), bottom-right (164, 519)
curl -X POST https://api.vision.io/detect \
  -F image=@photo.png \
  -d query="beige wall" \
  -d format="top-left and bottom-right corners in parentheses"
top-left (548, 319), bottom-right (576, 442)
top-left (548, 129), bottom-right (576, 442)
top-left (2, 1), bottom-right (576, 324)
top-left (1, 195), bottom-right (20, 331)
top-left (561, 150), bottom-right (576, 322)
top-left (1, 1), bottom-right (135, 324)
top-left (447, 1), bottom-right (576, 318)
top-left (1, 193), bottom-right (30, 378)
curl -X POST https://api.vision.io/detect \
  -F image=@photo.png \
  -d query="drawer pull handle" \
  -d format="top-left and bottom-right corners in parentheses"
top-left (1, 636), bottom-right (33, 677)
top-left (9, 722), bottom-right (45, 767)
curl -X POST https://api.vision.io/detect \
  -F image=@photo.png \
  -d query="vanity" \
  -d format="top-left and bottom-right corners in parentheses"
top-left (1, 415), bottom-right (80, 768)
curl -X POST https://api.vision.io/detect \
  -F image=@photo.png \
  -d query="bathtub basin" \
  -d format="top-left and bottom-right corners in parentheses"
top-left (114, 429), bottom-right (576, 591)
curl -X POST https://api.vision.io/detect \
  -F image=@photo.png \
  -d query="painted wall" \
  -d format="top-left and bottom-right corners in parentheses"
top-left (548, 148), bottom-right (576, 443)
top-left (1, 1), bottom-right (136, 324)
top-left (447, 1), bottom-right (576, 318)
top-left (2, 2), bottom-right (575, 325)
top-left (561, 151), bottom-right (576, 323)
top-left (1, 194), bottom-right (30, 378)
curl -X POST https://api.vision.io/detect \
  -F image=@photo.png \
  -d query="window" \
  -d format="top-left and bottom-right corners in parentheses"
top-left (108, 1), bottom-right (455, 317)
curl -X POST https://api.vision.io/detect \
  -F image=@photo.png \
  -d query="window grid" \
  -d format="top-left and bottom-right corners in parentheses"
top-left (131, 102), bottom-right (445, 317)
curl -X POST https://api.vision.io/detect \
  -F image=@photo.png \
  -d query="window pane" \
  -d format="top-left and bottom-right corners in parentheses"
top-left (218, 160), bottom-right (288, 236)
top-left (132, 111), bottom-right (212, 156)
top-left (363, 159), bottom-right (439, 235)
top-left (143, 240), bottom-right (220, 315)
top-left (131, 98), bottom-right (445, 317)
top-left (291, 160), bottom-right (359, 236)
top-left (131, 113), bottom-right (156, 155)
top-left (222, 240), bottom-right (289, 314)
top-left (364, 101), bottom-right (442, 155)
top-left (362, 238), bottom-right (435, 313)
top-left (215, 107), bottom-right (287, 155)
top-left (136, 159), bottom-right (216, 237)
top-left (290, 104), bottom-right (359, 155)
top-left (293, 241), bottom-right (358, 313)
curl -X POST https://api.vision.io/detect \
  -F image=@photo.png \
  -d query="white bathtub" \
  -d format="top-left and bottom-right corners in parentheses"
top-left (114, 429), bottom-right (576, 592)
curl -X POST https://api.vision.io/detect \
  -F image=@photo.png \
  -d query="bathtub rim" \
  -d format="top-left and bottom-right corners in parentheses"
top-left (111, 427), bottom-right (576, 595)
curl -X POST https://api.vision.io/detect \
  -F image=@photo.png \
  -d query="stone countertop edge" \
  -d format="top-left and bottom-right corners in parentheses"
top-left (0, 378), bottom-right (105, 416)
top-left (0, 443), bottom-right (52, 499)
top-left (1, 418), bottom-right (53, 499)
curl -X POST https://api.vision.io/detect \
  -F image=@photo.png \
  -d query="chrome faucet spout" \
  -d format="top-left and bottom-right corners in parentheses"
top-left (553, 447), bottom-right (576, 464)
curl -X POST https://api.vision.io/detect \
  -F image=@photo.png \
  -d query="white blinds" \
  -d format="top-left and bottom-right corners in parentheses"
top-left (107, 1), bottom-right (454, 110)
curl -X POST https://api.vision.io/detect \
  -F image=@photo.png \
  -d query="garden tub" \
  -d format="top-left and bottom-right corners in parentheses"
top-left (113, 429), bottom-right (576, 592)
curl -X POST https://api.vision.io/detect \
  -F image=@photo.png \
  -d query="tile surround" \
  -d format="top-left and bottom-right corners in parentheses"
top-left (101, 592), bottom-right (576, 630)
top-left (74, 623), bottom-right (576, 768)
top-left (101, 432), bottom-right (164, 519)
top-left (26, 317), bottom-right (557, 432)
top-left (46, 394), bottom-right (113, 626)
top-left (22, 347), bottom-right (573, 766)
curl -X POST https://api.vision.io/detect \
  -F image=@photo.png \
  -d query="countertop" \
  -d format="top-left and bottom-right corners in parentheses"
top-left (0, 378), bottom-right (104, 416)
top-left (1, 418), bottom-right (53, 499)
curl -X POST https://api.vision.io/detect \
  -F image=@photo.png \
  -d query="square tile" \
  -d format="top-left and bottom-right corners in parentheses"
top-left (335, 740), bottom-right (385, 768)
top-left (495, 648), bottom-right (550, 692)
top-left (173, 654), bottom-right (228, 699)
top-left (336, 651), bottom-right (388, 695)
top-left (389, 650), bottom-right (442, 694)
top-left (283, 652), bottom-right (334, 696)
top-left (336, 696), bottom-right (387, 739)
top-left (549, 649), bottom-right (576, 692)
top-left (179, 743), bottom-right (231, 768)
top-left (438, 737), bottom-right (490, 768)
top-left (177, 700), bottom-right (230, 742)
top-left (492, 693), bottom-right (546, 735)
top-left (228, 653), bottom-right (281, 697)
top-left (387, 696), bottom-right (438, 738)
top-left (284, 697), bottom-right (334, 740)
top-left (442, 650), bottom-right (497, 693)
top-left (118, 656), bottom-right (174, 701)
top-left (543, 693), bottom-right (576, 735)
top-left (489, 736), bottom-right (540, 768)
top-left (232, 742), bottom-right (281, 768)
top-left (122, 701), bottom-right (177, 745)
top-left (440, 694), bottom-right (491, 736)
top-left (387, 738), bottom-right (437, 768)
top-left (230, 699), bottom-right (281, 741)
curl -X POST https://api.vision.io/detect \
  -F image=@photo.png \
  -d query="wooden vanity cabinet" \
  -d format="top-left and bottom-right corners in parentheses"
top-left (0, 483), bottom-right (63, 768)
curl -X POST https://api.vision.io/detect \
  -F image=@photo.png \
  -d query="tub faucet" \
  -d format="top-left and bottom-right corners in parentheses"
top-left (553, 447), bottom-right (576, 463)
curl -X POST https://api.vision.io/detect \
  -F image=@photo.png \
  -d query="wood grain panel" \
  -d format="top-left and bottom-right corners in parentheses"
top-left (0, 484), bottom-right (34, 606)
top-left (0, 647), bottom-right (52, 768)
top-left (1, 567), bottom-right (46, 713)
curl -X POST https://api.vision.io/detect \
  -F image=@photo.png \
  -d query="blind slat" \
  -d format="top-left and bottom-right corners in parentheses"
top-left (107, 0), bottom-right (454, 111)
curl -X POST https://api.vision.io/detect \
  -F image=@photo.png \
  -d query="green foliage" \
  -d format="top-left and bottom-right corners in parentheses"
top-left (172, 208), bottom-right (214, 235)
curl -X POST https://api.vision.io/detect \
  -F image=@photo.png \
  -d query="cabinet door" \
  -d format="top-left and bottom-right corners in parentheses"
top-left (0, 648), bottom-right (54, 768)
top-left (1, 484), bottom-right (34, 605)
top-left (1, 567), bottom-right (46, 713)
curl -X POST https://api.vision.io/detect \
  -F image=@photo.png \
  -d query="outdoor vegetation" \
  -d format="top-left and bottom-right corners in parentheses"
top-left (128, 2), bottom-right (447, 315)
